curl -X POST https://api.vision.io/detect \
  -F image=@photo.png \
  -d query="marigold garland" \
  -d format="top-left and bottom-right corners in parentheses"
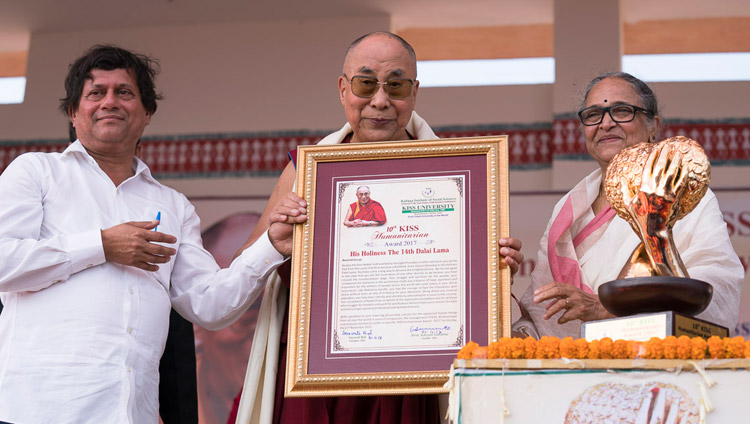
top-left (457, 336), bottom-right (750, 360)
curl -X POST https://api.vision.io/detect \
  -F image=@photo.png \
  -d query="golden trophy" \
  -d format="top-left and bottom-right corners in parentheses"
top-left (582, 136), bottom-right (728, 340)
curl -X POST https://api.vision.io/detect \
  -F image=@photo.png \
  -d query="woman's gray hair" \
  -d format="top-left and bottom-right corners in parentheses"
top-left (580, 72), bottom-right (659, 118)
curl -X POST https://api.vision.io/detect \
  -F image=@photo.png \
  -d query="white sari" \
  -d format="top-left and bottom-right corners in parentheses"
top-left (512, 169), bottom-right (744, 339)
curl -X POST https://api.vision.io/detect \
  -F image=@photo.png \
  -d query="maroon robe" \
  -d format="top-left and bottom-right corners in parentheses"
top-left (348, 200), bottom-right (387, 224)
top-left (228, 132), bottom-right (439, 424)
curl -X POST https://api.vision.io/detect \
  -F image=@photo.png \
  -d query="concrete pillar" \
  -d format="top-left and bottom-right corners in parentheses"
top-left (551, 0), bottom-right (623, 189)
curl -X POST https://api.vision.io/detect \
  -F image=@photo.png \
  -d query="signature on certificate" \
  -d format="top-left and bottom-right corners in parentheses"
top-left (409, 325), bottom-right (451, 335)
top-left (342, 328), bottom-right (383, 340)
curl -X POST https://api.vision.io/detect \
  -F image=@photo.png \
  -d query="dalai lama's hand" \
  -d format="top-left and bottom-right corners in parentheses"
top-left (532, 282), bottom-right (615, 324)
top-left (498, 237), bottom-right (524, 278)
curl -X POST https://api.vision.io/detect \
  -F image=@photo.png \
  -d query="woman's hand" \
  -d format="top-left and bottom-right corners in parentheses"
top-left (532, 282), bottom-right (614, 324)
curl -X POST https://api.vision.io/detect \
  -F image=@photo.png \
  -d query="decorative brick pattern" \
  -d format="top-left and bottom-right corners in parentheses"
top-left (1, 121), bottom-right (747, 178)
top-left (552, 118), bottom-right (750, 164)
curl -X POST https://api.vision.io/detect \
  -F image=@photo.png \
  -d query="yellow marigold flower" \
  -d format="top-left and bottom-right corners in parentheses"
top-left (598, 337), bottom-right (614, 359)
top-left (662, 336), bottom-right (678, 359)
top-left (457, 341), bottom-right (479, 359)
top-left (690, 337), bottom-right (707, 360)
top-left (573, 338), bottom-right (589, 359)
top-left (644, 337), bottom-right (664, 360)
top-left (724, 336), bottom-right (746, 359)
top-left (675, 336), bottom-right (692, 360)
top-left (707, 336), bottom-right (724, 359)
top-left (522, 336), bottom-right (537, 359)
top-left (559, 337), bottom-right (576, 358)
top-left (587, 339), bottom-right (601, 359)
top-left (612, 339), bottom-right (631, 359)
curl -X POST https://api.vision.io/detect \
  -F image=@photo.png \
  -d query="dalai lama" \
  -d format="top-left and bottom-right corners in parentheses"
top-left (343, 185), bottom-right (387, 227)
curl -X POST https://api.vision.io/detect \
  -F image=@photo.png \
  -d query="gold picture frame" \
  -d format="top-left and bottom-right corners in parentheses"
top-left (286, 136), bottom-right (510, 397)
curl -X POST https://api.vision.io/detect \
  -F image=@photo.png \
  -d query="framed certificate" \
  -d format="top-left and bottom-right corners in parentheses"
top-left (286, 136), bottom-right (510, 397)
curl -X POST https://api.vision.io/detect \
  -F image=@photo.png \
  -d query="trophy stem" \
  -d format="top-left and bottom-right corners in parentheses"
top-left (638, 226), bottom-right (689, 278)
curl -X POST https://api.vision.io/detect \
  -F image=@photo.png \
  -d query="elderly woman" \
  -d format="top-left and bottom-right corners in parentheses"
top-left (512, 72), bottom-right (744, 339)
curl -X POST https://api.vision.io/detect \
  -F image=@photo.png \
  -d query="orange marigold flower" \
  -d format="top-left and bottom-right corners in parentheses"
top-left (488, 338), bottom-right (512, 359)
top-left (662, 336), bottom-right (678, 359)
top-left (457, 341), bottom-right (479, 359)
top-left (724, 336), bottom-right (746, 359)
top-left (457, 336), bottom-right (742, 361)
top-left (690, 337), bottom-right (707, 360)
top-left (536, 336), bottom-right (561, 359)
top-left (559, 337), bottom-right (576, 358)
top-left (675, 336), bottom-right (692, 360)
top-left (644, 337), bottom-right (664, 360)
top-left (486, 340), bottom-right (500, 359)
top-left (509, 337), bottom-right (526, 359)
top-left (746, 339), bottom-right (750, 359)
top-left (573, 338), bottom-right (589, 359)
top-left (612, 339), bottom-right (631, 359)
top-left (707, 336), bottom-right (724, 359)
top-left (587, 339), bottom-right (601, 359)
top-left (522, 336), bottom-right (537, 359)
top-left (458, 341), bottom-right (480, 359)
top-left (598, 337), bottom-right (614, 359)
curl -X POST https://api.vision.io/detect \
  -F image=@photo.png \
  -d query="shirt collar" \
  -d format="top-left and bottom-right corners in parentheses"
top-left (63, 140), bottom-right (156, 183)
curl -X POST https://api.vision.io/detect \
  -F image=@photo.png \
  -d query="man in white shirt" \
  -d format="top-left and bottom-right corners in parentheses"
top-left (0, 44), bottom-right (306, 423)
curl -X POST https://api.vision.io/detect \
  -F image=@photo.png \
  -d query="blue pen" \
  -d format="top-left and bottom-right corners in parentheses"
top-left (154, 211), bottom-right (161, 231)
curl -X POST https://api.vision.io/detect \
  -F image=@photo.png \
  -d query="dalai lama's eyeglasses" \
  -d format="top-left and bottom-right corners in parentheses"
top-left (345, 75), bottom-right (415, 99)
top-left (578, 104), bottom-right (653, 126)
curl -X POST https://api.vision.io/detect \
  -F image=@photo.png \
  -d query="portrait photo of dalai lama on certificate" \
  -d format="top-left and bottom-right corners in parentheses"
top-left (343, 185), bottom-right (387, 227)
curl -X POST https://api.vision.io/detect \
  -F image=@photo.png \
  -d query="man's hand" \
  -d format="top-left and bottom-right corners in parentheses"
top-left (499, 237), bottom-right (524, 278)
top-left (101, 220), bottom-right (177, 272)
top-left (268, 193), bottom-right (308, 256)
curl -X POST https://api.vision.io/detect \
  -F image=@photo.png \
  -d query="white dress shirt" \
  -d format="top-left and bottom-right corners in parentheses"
top-left (0, 141), bottom-right (284, 423)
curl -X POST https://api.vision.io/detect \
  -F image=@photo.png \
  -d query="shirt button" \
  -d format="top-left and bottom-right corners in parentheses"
top-left (127, 367), bottom-right (132, 373)
top-left (265, 259), bottom-right (271, 265)
top-left (129, 288), bottom-right (134, 295)
top-left (86, 264), bottom-right (94, 268)
top-left (127, 328), bottom-right (133, 335)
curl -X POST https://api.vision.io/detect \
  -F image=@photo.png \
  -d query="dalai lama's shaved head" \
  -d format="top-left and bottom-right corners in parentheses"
top-left (343, 32), bottom-right (417, 74)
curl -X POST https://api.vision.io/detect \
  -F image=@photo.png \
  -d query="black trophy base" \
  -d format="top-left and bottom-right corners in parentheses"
top-left (598, 276), bottom-right (713, 317)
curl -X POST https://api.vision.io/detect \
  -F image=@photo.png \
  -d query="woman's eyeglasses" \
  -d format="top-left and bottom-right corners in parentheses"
top-left (578, 104), bottom-right (653, 126)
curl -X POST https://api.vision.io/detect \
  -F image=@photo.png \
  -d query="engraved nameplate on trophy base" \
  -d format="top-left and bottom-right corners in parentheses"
top-left (582, 311), bottom-right (729, 341)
